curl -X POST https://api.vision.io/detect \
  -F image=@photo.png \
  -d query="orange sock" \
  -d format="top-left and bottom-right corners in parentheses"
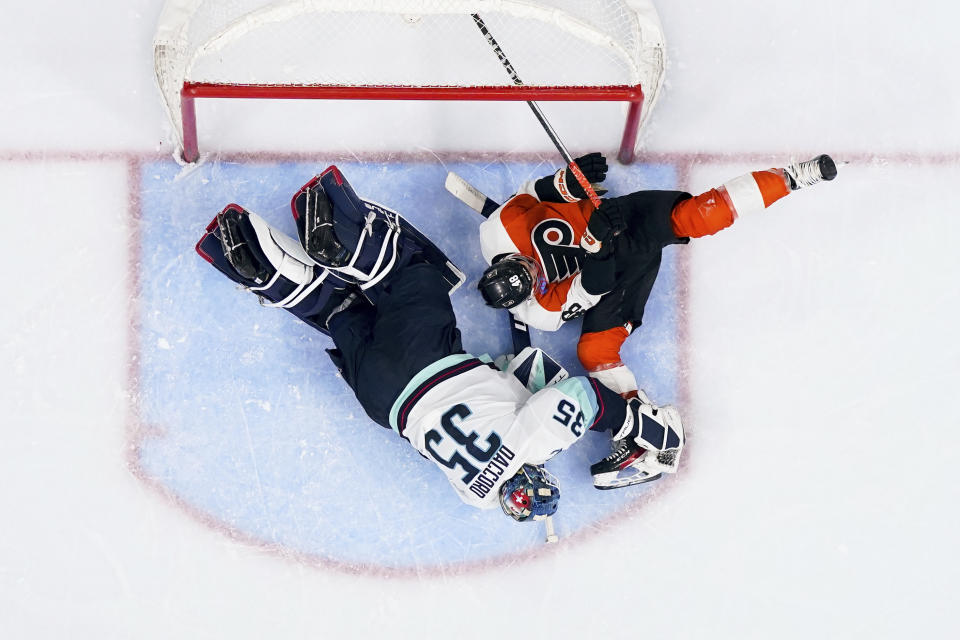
top-left (671, 169), bottom-right (792, 238)
top-left (577, 327), bottom-right (630, 371)
top-left (752, 169), bottom-right (791, 206)
top-left (670, 188), bottom-right (734, 238)
top-left (578, 327), bottom-right (641, 396)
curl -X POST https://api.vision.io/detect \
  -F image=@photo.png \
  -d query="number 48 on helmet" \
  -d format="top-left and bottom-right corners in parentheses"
top-left (477, 254), bottom-right (541, 310)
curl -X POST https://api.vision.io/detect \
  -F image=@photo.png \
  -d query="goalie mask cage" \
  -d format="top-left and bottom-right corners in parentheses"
top-left (153, 0), bottom-right (666, 164)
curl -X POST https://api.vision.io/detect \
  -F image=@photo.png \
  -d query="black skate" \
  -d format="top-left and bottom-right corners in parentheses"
top-left (784, 154), bottom-right (838, 191)
top-left (590, 439), bottom-right (662, 490)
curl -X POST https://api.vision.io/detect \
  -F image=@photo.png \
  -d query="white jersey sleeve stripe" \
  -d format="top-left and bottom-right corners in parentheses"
top-left (388, 353), bottom-right (488, 435)
top-left (550, 377), bottom-right (600, 424)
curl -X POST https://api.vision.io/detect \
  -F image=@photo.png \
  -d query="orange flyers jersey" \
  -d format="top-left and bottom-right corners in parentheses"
top-left (478, 180), bottom-right (601, 331)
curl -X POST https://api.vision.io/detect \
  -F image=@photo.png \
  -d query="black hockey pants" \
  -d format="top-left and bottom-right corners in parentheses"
top-left (327, 262), bottom-right (465, 428)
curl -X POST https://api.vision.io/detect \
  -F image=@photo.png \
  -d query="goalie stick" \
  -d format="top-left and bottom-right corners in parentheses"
top-left (445, 172), bottom-right (558, 543)
top-left (470, 12), bottom-right (604, 253)
top-left (445, 172), bottom-right (531, 353)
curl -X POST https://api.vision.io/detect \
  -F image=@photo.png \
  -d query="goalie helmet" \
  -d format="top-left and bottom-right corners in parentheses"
top-left (477, 254), bottom-right (541, 309)
top-left (498, 464), bottom-right (560, 522)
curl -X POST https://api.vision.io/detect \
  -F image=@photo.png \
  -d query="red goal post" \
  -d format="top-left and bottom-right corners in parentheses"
top-left (153, 0), bottom-right (667, 164)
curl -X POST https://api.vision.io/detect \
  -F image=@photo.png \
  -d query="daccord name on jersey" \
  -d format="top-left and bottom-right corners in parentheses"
top-left (423, 403), bottom-right (518, 501)
top-left (467, 445), bottom-right (516, 499)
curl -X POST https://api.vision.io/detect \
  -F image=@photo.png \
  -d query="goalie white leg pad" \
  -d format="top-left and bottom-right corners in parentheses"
top-left (634, 405), bottom-right (685, 474)
top-left (635, 404), bottom-right (684, 451)
top-left (594, 397), bottom-right (684, 489)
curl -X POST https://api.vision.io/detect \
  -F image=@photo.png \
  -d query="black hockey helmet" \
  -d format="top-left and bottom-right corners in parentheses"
top-left (477, 255), bottom-right (539, 309)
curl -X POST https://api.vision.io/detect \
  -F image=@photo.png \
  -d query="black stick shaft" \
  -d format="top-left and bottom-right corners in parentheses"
top-left (470, 13), bottom-right (603, 211)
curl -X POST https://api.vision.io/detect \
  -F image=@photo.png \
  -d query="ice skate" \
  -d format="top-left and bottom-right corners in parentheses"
top-left (591, 397), bottom-right (684, 490)
top-left (590, 438), bottom-right (661, 490)
top-left (783, 154), bottom-right (838, 191)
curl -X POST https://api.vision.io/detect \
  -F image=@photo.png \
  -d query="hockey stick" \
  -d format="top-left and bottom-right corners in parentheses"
top-left (444, 172), bottom-right (500, 219)
top-left (445, 172), bottom-right (533, 353)
top-left (470, 13), bottom-right (604, 252)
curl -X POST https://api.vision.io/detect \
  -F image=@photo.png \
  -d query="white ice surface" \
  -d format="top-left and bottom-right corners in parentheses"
top-left (1, 1), bottom-right (959, 639)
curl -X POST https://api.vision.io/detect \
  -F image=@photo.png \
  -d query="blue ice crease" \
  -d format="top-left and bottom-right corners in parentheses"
top-left (136, 158), bottom-right (680, 569)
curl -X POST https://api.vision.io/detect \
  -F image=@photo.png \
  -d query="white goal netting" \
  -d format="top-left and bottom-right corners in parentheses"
top-left (154, 0), bottom-right (666, 157)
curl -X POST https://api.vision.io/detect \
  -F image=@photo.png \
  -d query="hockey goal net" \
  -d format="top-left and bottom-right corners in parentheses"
top-left (154, 0), bottom-right (666, 163)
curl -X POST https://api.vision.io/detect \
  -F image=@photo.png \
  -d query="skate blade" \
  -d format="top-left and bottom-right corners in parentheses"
top-left (592, 470), bottom-right (663, 490)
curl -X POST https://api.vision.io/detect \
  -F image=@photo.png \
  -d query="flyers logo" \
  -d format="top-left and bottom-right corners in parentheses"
top-left (532, 219), bottom-right (582, 282)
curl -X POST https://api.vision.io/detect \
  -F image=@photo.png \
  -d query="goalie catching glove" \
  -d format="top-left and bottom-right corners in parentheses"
top-left (590, 390), bottom-right (685, 490)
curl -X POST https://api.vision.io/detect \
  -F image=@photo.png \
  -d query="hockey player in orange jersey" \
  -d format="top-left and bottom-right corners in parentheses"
top-left (477, 152), bottom-right (838, 484)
